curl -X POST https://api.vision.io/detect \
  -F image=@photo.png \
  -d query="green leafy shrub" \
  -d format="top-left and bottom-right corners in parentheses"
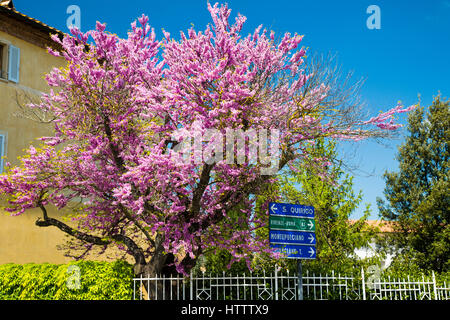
top-left (0, 260), bottom-right (133, 300)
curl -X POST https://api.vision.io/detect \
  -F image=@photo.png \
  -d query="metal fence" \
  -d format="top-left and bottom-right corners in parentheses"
top-left (133, 269), bottom-right (362, 301)
top-left (362, 272), bottom-right (450, 301)
top-left (133, 268), bottom-right (450, 301)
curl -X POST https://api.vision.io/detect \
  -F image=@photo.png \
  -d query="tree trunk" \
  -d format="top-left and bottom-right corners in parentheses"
top-left (134, 253), bottom-right (195, 300)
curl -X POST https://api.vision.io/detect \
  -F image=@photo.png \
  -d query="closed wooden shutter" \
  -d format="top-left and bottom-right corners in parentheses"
top-left (8, 44), bottom-right (20, 83)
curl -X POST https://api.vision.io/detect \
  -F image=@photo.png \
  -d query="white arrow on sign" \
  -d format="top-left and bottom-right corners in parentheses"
top-left (309, 247), bottom-right (315, 257)
top-left (270, 203), bottom-right (278, 213)
top-left (308, 234), bottom-right (315, 244)
top-left (308, 220), bottom-right (314, 229)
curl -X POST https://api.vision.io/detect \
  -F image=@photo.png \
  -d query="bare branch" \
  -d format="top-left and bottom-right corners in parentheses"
top-left (13, 89), bottom-right (56, 123)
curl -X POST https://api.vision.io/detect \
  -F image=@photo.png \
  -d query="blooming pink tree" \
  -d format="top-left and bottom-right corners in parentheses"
top-left (0, 3), bottom-right (414, 277)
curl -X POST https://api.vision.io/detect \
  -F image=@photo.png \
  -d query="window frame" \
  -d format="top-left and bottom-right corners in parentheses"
top-left (0, 43), bottom-right (4, 79)
top-left (0, 41), bottom-right (8, 80)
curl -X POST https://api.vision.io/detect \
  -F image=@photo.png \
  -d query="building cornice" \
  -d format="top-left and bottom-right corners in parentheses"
top-left (0, 5), bottom-right (64, 50)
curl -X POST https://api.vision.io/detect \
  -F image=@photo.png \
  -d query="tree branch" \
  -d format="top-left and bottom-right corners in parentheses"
top-left (190, 163), bottom-right (214, 215)
top-left (118, 203), bottom-right (156, 248)
top-left (36, 204), bottom-right (146, 265)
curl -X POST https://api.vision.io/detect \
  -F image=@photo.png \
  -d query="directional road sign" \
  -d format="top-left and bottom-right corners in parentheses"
top-left (269, 215), bottom-right (315, 232)
top-left (269, 202), bottom-right (315, 218)
top-left (269, 202), bottom-right (317, 260)
top-left (270, 243), bottom-right (316, 259)
top-left (269, 229), bottom-right (316, 245)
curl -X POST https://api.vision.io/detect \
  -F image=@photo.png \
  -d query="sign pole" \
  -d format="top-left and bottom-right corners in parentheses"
top-left (268, 202), bottom-right (315, 300)
top-left (297, 259), bottom-right (303, 300)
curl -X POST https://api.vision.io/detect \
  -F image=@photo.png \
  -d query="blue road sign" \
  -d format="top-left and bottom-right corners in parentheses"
top-left (268, 202), bottom-right (317, 260)
top-left (269, 202), bottom-right (315, 219)
top-left (269, 229), bottom-right (316, 246)
top-left (270, 243), bottom-right (317, 259)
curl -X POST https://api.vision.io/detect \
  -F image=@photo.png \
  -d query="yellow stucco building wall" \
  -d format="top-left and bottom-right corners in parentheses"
top-left (0, 4), bottom-right (112, 264)
top-left (0, 27), bottom-right (75, 264)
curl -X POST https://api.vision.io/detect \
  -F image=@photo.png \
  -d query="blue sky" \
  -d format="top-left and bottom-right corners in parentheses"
top-left (15, 0), bottom-right (450, 219)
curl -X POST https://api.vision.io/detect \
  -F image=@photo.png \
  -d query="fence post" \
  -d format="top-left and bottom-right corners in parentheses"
top-left (432, 271), bottom-right (437, 300)
top-left (190, 270), bottom-right (194, 300)
top-left (275, 266), bottom-right (279, 301)
top-left (361, 267), bottom-right (366, 300)
top-left (297, 260), bottom-right (303, 300)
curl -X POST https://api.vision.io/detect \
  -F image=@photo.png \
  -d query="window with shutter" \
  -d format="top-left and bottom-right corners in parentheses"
top-left (8, 44), bottom-right (20, 83)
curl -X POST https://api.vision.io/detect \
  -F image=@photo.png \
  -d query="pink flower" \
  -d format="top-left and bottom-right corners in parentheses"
top-left (96, 21), bottom-right (106, 32)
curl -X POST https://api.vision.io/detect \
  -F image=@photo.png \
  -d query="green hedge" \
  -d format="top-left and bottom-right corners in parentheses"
top-left (0, 260), bottom-right (134, 300)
